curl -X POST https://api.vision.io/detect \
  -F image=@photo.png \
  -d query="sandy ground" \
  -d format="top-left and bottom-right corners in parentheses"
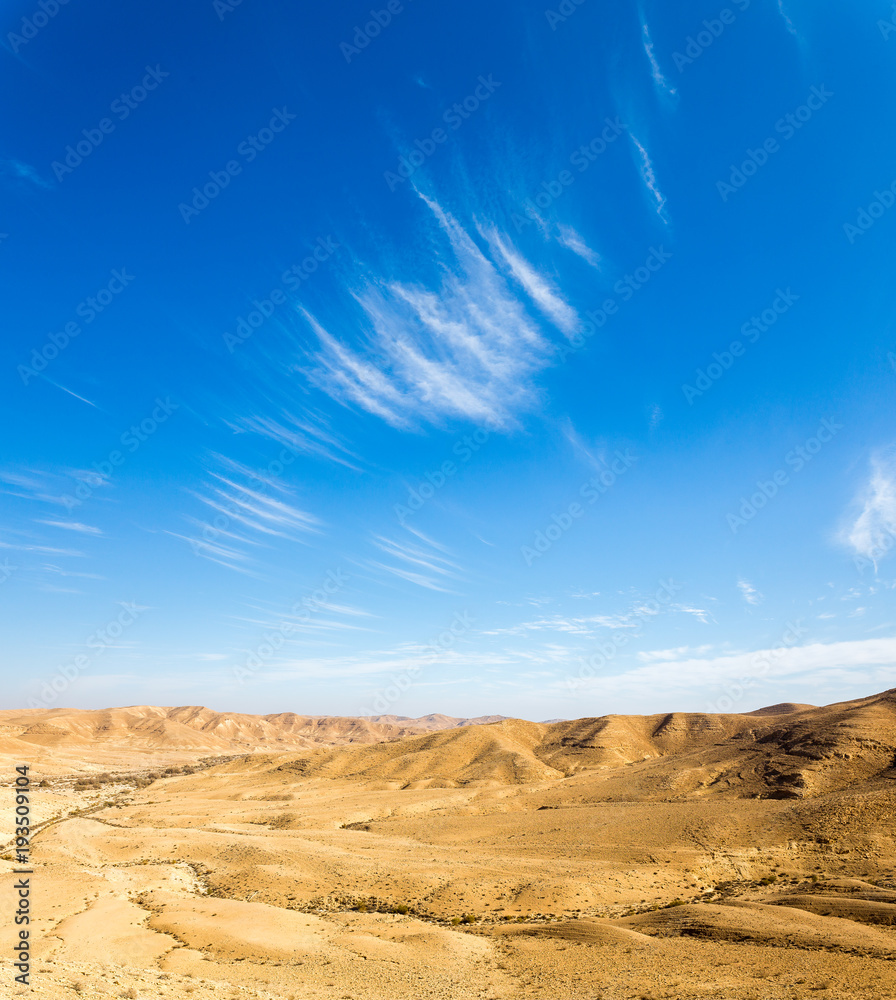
top-left (2, 690), bottom-right (896, 998)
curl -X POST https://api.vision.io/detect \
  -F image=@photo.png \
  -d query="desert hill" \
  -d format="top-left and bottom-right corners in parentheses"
top-left (0, 704), bottom-right (513, 775)
top-left (366, 713), bottom-right (511, 729)
top-left (746, 701), bottom-right (817, 716)
top-left (201, 688), bottom-right (896, 800)
top-left (3, 691), bottom-right (895, 797)
top-left (4, 689), bottom-right (896, 999)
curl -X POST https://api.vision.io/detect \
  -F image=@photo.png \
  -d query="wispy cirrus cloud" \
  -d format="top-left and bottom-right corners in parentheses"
top-left (0, 466), bottom-right (112, 506)
top-left (0, 158), bottom-right (52, 190)
top-left (36, 520), bottom-right (103, 535)
top-left (555, 224), bottom-right (601, 269)
top-left (777, 0), bottom-right (798, 37)
top-left (231, 599), bottom-right (375, 637)
top-left (203, 460), bottom-right (321, 538)
top-left (639, 13), bottom-right (677, 98)
top-left (168, 530), bottom-right (259, 577)
top-left (366, 529), bottom-right (463, 592)
top-left (0, 540), bottom-right (85, 557)
top-left (226, 409), bottom-right (361, 471)
top-left (482, 601), bottom-right (711, 639)
top-left (677, 604), bottom-right (714, 624)
top-left (637, 644), bottom-right (715, 662)
top-left (176, 456), bottom-right (323, 574)
top-left (629, 132), bottom-right (668, 221)
top-left (478, 226), bottom-right (580, 335)
top-left (560, 419), bottom-right (620, 473)
top-left (301, 193), bottom-right (577, 430)
top-left (738, 579), bottom-right (762, 605)
top-left (40, 564), bottom-right (105, 580)
top-left (841, 450), bottom-right (896, 569)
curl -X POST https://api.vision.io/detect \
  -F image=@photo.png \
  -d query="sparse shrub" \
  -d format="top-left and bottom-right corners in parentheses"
top-left (122, 989), bottom-right (137, 999)
top-left (665, 899), bottom-right (686, 908)
top-left (71, 981), bottom-right (86, 994)
top-left (759, 875), bottom-right (777, 885)
top-left (355, 902), bottom-right (368, 912)
top-left (269, 812), bottom-right (296, 830)
top-left (393, 903), bottom-right (409, 914)
top-left (450, 916), bottom-right (461, 926)
top-left (461, 912), bottom-right (477, 924)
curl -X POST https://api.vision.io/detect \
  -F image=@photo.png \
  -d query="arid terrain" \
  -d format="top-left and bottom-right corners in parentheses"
top-left (3, 691), bottom-right (896, 999)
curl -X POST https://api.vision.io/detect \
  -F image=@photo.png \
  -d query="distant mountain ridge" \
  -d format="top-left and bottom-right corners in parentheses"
top-left (3, 692), bottom-right (895, 798)
top-left (0, 705), bottom-right (512, 762)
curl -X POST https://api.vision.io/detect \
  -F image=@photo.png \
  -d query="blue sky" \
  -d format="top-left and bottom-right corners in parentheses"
top-left (2, 0), bottom-right (896, 719)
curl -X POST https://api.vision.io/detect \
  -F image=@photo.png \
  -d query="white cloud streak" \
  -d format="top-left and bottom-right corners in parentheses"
top-left (228, 410), bottom-right (360, 470)
top-left (555, 225), bottom-right (601, 268)
top-left (562, 636), bottom-right (896, 704)
top-left (36, 520), bottom-right (103, 535)
top-left (302, 194), bottom-right (576, 429)
top-left (367, 531), bottom-right (463, 592)
top-left (842, 450), bottom-right (896, 569)
top-left (777, 0), bottom-right (798, 36)
top-left (640, 16), bottom-right (677, 97)
top-left (629, 132), bottom-right (668, 220)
